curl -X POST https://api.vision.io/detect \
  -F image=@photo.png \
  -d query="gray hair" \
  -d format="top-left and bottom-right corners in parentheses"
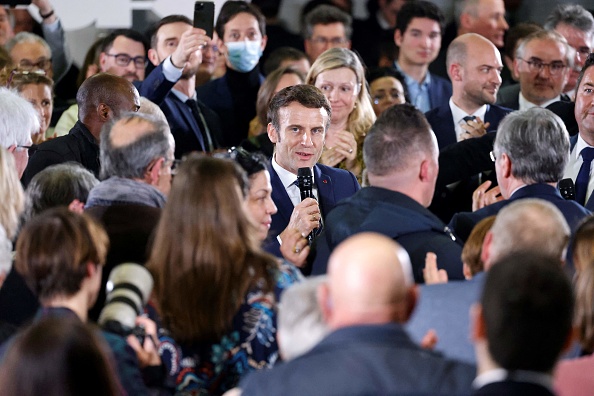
top-left (515, 30), bottom-right (572, 66)
top-left (303, 5), bottom-right (353, 40)
top-left (364, 103), bottom-right (435, 176)
top-left (493, 108), bottom-right (569, 184)
top-left (5, 32), bottom-right (52, 58)
top-left (543, 4), bottom-right (594, 35)
top-left (455, 0), bottom-right (481, 23)
top-left (0, 88), bottom-right (40, 148)
top-left (100, 112), bottom-right (171, 180)
top-left (489, 199), bottom-right (570, 264)
top-left (24, 163), bottom-right (99, 222)
top-left (277, 276), bottom-right (329, 361)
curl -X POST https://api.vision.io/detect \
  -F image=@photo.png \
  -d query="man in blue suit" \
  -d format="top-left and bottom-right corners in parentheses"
top-left (143, 15), bottom-right (223, 159)
top-left (407, 199), bottom-right (571, 366)
top-left (563, 53), bottom-right (594, 211)
top-left (240, 233), bottom-right (476, 396)
top-left (425, 33), bottom-right (511, 150)
top-left (449, 107), bottom-right (590, 243)
top-left (264, 84), bottom-right (359, 265)
top-left (393, 1), bottom-right (452, 113)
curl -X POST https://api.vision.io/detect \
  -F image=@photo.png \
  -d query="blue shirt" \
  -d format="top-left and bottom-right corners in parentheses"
top-left (395, 61), bottom-right (432, 113)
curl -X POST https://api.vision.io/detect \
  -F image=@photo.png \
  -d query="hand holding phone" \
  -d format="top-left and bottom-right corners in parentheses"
top-left (194, 1), bottom-right (214, 38)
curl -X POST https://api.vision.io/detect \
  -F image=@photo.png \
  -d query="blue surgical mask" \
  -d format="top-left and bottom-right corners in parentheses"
top-left (225, 39), bottom-right (262, 73)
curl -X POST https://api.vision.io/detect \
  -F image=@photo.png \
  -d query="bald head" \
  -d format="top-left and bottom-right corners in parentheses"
top-left (484, 199), bottom-right (570, 269)
top-left (77, 73), bottom-right (140, 125)
top-left (447, 33), bottom-right (498, 69)
top-left (322, 233), bottom-right (415, 329)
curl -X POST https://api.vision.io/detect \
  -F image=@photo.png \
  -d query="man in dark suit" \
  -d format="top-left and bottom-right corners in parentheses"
top-left (143, 15), bottom-right (223, 159)
top-left (563, 54), bottom-right (594, 211)
top-left (407, 199), bottom-right (571, 366)
top-left (426, 33), bottom-right (511, 150)
top-left (393, 1), bottom-right (452, 113)
top-left (472, 251), bottom-right (573, 396)
top-left (449, 107), bottom-right (590, 242)
top-left (264, 84), bottom-right (360, 263)
top-left (196, 1), bottom-right (267, 147)
top-left (314, 104), bottom-right (464, 282)
top-left (496, 30), bottom-right (572, 110)
top-left (240, 233), bottom-right (476, 396)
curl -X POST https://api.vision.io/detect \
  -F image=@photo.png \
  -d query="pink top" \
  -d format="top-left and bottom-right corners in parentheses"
top-left (554, 354), bottom-right (594, 396)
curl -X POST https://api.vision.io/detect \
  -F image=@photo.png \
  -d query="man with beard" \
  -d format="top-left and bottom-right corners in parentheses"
top-left (496, 30), bottom-right (571, 110)
top-left (143, 15), bottom-right (223, 158)
top-left (426, 33), bottom-right (511, 149)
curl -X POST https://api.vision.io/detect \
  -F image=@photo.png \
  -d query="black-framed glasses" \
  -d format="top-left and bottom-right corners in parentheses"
top-left (517, 57), bottom-right (567, 75)
top-left (104, 53), bottom-right (147, 69)
top-left (309, 36), bottom-right (348, 46)
top-left (18, 58), bottom-right (52, 72)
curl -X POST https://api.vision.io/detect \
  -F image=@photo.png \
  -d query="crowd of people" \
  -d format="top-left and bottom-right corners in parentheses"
top-left (0, 0), bottom-right (593, 395)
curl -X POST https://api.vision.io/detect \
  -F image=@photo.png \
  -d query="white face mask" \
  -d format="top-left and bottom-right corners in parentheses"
top-left (225, 39), bottom-right (262, 72)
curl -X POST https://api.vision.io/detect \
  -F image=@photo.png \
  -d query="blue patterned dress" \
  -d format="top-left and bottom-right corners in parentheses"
top-left (157, 261), bottom-right (302, 395)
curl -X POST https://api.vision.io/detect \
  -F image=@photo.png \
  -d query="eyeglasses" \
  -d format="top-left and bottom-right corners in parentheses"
top-left (373, 90), bottom-right (404, 105)
top-left (104, 53), bottom-right (147, 69)
top-left (18, 58), bottom-right (52, 72)
top-left (309, 36), bottom-right (348, 46)
top-left (6, 69), bottom-right (46, 88)
top-left (517, 57), bottom-right (567, 75)
top-left (490, 151), bottom-right (496, 162)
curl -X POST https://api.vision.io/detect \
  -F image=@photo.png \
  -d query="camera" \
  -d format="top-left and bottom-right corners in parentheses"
top-left (98, 263), bottom-right (153, 343)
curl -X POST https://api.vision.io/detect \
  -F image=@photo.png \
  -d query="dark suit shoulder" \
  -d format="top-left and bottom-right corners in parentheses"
top-left (473, 381), bottom-right (555, 396)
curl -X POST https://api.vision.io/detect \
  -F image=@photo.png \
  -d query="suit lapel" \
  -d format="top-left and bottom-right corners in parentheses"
top-left (171, 95), bottom-right (206, 151)
top-left (269, 165), bottom-right (294, 225)
top-left (314, 165), bottom-right (335, 218)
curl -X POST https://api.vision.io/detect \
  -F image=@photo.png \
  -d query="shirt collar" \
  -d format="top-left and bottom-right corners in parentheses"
top-left (449, 98), bottom-right (488, 124)
top-left (519, 92), bottom-right (560, 110)
top-left (171, 88), bottom-right (196, 103)
top-left (473, 369), bottom-right (554, 391)
top-left (394, 61), bottom-right (431, 87)
top-left (575, 134), bottom-right (594, 157)
top-left (271, 155), bottom-right (315, 189)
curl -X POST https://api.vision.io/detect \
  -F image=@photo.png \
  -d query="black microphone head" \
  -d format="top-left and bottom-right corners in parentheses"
top-left (298, 167), bottom-right (312, 178)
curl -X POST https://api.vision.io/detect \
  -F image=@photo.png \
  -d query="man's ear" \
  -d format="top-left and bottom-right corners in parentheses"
top-left (500, 153), bottom-right (512, 178)
top-left (449, 63), bottom-right (463, 82)
top-left (260, 35), bottom-right (268, 52)
top-left (394, 29), bottom-right (402, 47)
top-left (513, 57), bottom-right (521, 80)
top-left (148, 48), bottom-right (160, 67)
top-left (267, 122), bottom-right (279, 143)
top-left (146, 157), bottom-right (165, 185)
top-left (317, 282), bottom-right (332, 325)
top-left (470, 303), bottom-right (487, 342)
top-left (481, 230), bottom-right (493, 269)
top-left (86, 261), bottom-right (98, 279)
top-left (403, 285), bottom-right (418, 321)
top-left (98, 52), bottom-right (107, 71)
top-left (98, 103), bottom-right (111, 121)
top-left (459, 12), bottom-right (473, 30)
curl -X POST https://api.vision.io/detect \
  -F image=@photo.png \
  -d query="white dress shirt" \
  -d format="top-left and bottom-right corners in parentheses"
top-left (564, 134), bottom-right (594, 204)
top-left (449, 99), bottom-right (488, 141)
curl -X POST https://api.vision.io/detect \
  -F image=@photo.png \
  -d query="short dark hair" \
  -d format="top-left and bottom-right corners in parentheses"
top-left (215, 0), bottom-right (266, 40)
top-left (101, 28), bottom-right (148, 54)
top-left (576, 53), bottom-right (594, 95)
top-left (303, 4), bottom-right (353, 40)
top-left (15, 208), bottom-right (109, 301)
top-left (364, 103), bottom-right (434, 176)
top-left (503, 22), bottom-right (543, 60)
top-left (264, 46), bottom-right (308, 75)
top-left (482, 252), bottom-right (573, 372)
top-left (268, 84), bottom-right (331, 132)
top-left (229, 146), bottom-right (269, 178)
top-left (366, 66), bottom-right (410, 103)
top-left (395, 0), bottom-right (445, 36)
top-left (149, 15), bottom-right (192, 50)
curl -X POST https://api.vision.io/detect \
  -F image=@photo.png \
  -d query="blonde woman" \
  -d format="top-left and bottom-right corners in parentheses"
top-left (306, 47), bottom-right (375, 180)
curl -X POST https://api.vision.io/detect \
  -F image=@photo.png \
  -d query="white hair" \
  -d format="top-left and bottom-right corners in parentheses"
top-left (0, 88), bottom-right (39, 148)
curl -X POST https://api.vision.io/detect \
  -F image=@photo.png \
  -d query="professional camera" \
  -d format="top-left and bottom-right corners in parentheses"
top-left (98, 263), bottom-right (153, 343)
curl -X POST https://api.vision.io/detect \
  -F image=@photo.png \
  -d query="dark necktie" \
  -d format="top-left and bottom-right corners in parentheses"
top-left (186, 99), bottom-right (214, 152)
top-left (462, 115), bottom-right (476, 123)
top-left (575, 147), bottom-right (594, 205)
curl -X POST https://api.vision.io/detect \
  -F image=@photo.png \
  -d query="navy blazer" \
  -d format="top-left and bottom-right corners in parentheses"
top-left (569, 134), bottom-right (594, 211)
top-left (425, 104), bottom-right (512, 149)
top-left (137, 63), bottom-right (223, 158)
top-left (496, 83), bottom-right (520, 110)
top-left (449, 183), bottom-right (590, 242)
top-left (428, 74), bottom-right (453, 110)
top-left (240, 323), bottom-right (476, 396)
top-left (264, 163), bottom-right (360, 258)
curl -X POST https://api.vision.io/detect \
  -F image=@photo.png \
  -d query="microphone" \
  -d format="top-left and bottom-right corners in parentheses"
top-left (297, 167), bottom-right (315, 243)
top-left (558, 178), bottom-right (576, 201)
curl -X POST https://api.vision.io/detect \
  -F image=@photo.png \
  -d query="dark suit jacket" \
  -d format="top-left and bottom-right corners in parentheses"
top-left (496, 83), bottom-right (520, 110)
top-left (314, 187), bottom-right (465, 282)
top-left (264, 163), bottom-right (360, 258)
top-left (569, 134), bottom-right (594, 211)
top-left (407, 273), bottom-right (485, 365)
top-left (137, 63), bottom-right (223, 158)
top-left (473, 381), bottom-right (555, 396)
top-left (425, 104), bottom-right (512, 149)
top-left (429, 74), bottom-right (453, 110)
top-left (240, 323), bottom-right (476, 396)
top-left (196, 68), bottom-right (265, 147)
top-left (449, 183), bottom-right (590, 242)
